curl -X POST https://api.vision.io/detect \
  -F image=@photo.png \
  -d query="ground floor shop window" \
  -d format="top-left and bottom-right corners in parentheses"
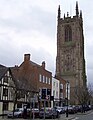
top-left (3, 102), bottom-right (8, 111)
top-left (17, 103), bottom-right (22, 108)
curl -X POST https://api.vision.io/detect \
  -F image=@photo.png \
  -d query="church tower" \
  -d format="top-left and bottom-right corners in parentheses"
top-left (56, 2), bottom-right (87, 104)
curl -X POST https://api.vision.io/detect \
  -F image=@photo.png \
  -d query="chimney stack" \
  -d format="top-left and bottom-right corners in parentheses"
top-left (42, 61), bottom-right (45, 69)
top-left (24, 54), bottom-right (30, 62)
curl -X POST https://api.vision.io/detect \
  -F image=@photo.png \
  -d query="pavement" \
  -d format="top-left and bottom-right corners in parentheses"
top-left (0, 114), bottom-right (76, 120)
top-left (60, 110), bottom-right (93, 120)
top-left (60, 114), bottom-right (75, 120)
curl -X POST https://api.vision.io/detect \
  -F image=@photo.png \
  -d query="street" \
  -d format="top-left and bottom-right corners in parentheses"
top-left (0, 110), bottom-right (93, 120)
top-left (72, 110), bottom-right (93, 120)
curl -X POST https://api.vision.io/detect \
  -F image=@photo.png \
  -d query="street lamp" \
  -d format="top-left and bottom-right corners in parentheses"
top-left (66, 81), bottom-right (69, 117)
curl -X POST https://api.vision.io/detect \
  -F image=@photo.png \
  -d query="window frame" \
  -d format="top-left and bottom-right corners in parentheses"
top-left (65, 25), bottom-right (72, 42)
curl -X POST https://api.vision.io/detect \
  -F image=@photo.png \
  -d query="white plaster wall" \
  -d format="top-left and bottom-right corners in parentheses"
top-left (51, 77), bottom-right (60, 107)
top-left (0, 102), bottom-right (2, 114)
top-left (8, 102), bottom-right (14, 111)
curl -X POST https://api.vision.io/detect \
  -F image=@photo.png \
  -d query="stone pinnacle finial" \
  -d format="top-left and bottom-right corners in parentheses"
top-left (67, 12), bottom-right (69, 17)
top-left (76, 1), bottom-right (79, 17)
top-left (80, 10), bottom-right (82, 18)
top-left (58, 5), bottom-right (61, 19)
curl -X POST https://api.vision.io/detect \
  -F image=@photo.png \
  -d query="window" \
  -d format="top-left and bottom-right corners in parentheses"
top-left (60, 84), bottom-right (63, 89)
top-left (49, 78), bottom-right (50, 84)
top-left (3, 88), bottom-right (8, 96)
top-left (53, 82), bottom-right (55, 87)
top-left (43, 76), bottom-right (45, 83)
top-left (7, 71), bottom-right (10, 76)
top-left (46, 77), bottom-right (48, 84)
top-left (44, 76), bottom-right (46, 83)
top-left (60, 93), bottom-right (63, 98)
top-left (20, 91), bottom-right (25, 98)
top-left (65, 25), bottom-right (72, 42)
top-left (47, 78), bottom-right (49, 84)
top-left (3, 76), bottom-right (8, 83)
top-left (17, 103), bottom-right (22, 108)
top-left (39, 88), bottom-right (42, 95)
top-left (56, 83), bottom-right (58, 88)
top-left (3, 102), bottom-right (8, 110)
top-left (64, 54), bottom-right (72, 71)
top-left (39, 74), bottom-right (42, 82)
top-left (53, 90), bottom-right (55, 96)
top-left (56, 91), bottom-right (58, 97)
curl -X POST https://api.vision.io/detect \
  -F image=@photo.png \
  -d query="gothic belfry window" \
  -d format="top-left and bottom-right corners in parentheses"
top-left (65, 25), bottom-right (72, 42)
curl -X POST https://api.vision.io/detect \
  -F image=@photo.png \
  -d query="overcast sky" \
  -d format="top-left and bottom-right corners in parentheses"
top-left (0, 0), bottom-right (93, 84)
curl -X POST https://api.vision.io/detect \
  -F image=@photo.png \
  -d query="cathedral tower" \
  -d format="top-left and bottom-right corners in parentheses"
top-left (56, 2), bottom-right (87, 104)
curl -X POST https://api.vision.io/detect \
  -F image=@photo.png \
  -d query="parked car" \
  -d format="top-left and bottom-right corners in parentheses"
top-left (31, 108), bottom-right (39, 118)
top-left (61, 107), bottom-right (65, 114)
top-left (7, 108), bottom-right (23, 118)
top-left (56, 107), bottom-right (62, 114)
top-left (74, 105), bottom-right (82, 112)
top-left (39, 107), bottom-right (59, 119)
top-left (63, 106), bottom-right (75, 114)
top-left (25, 108), bottom-right (39, 118)
top-left (67, 106), bottom-right (75, 114)
top-left (55, 107), bottom-right (65, 114)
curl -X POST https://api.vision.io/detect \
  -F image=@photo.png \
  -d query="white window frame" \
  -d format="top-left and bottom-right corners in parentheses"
top-left (39, 74), bottom-right (42, 82)
top-left (53, 90), bottom-right (55, 96)
top-left (49, 78), bottom-right (50, 84)
top-left (60, 83), bottom-right (63, 89)
top-left (43, 75), bottom-right (45, 83)
top-left (46, 77), bottom-right (47, 84)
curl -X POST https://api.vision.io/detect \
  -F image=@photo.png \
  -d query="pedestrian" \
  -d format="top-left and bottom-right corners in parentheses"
top-left (23, 106), bottom-right (27, 119)
top-left (57, 110), bottom-right (59, 118)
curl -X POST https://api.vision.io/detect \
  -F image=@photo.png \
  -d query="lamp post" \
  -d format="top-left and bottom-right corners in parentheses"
top-left (66, 81), bottom-right (69, 117)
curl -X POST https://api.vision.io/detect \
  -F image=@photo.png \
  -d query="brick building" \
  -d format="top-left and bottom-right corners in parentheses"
top-left (11, 54), bottom-right (52, 108)
top-left (0, 54), bottom-right (52, 115)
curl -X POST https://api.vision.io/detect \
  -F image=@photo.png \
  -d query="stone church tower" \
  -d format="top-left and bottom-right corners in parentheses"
top-left (56, 2), bottom-right (87, 104)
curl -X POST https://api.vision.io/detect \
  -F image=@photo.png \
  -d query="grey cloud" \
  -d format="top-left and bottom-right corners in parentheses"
top-left (0, 40), bottom-right (55, 75)
top-left (0, 6), bottom-right (56, 39)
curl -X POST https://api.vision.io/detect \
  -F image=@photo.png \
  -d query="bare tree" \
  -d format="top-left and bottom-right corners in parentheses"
top-left (74, 86), bottom-right (90, 105)
top-left (87, 83), bottom-right (93, 105)
top-left (10, 67), bottom-right (38, 118)
top-left (12, 80), bottom-right (38, 118)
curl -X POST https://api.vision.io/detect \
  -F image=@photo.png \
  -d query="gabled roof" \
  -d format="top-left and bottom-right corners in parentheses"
top-left (0, 62), bottom-right (38, 93)
top-left (30, 61), bottom-right (40, 67)
top-left (0, 64), bottom-right (8, 80)
top-left (30, 61), bottom-right (52, 73)
top-left (10, 67), bottom-right (37, 93)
